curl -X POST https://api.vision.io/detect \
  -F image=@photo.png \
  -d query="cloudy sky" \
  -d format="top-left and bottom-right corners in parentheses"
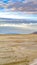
top-left (0, 0), bottom-right (37, 13)
top-left (0, 0), bottom-right (37, 20)
top-left (0, 0), bottom-right (37, 34)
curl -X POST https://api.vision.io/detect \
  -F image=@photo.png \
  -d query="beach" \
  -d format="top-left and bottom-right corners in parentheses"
top-left (0, 34), bottom-right (37, 65)
top-left (0, 0), bottom-right (37, 65)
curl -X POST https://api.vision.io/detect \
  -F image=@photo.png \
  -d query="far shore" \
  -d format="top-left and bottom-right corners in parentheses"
top-left (0, 34), bottom-right (37, 42)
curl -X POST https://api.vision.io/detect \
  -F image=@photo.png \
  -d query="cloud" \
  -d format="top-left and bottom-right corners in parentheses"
top-left (0, 12), bottom-right (37, 20)
top-left (10, 7), bottom-right (16, 11)
top-left (0, 0), bottom-right (37, 13)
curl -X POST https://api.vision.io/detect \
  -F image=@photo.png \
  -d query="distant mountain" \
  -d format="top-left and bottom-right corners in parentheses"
top-left (32, 32), bottom-right (37, 34)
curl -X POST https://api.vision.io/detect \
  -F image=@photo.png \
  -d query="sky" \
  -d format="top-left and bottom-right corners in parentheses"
top-left (0, 0), bottom-right (37, 20)
top-left (0, 0), bottom-right (37, 34)
top-left (0, 0), bottom-right (37, 12)
top-left (0, 12), bottom-right (37, 20)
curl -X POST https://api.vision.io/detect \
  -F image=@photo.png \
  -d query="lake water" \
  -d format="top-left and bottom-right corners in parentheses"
top-left (0, 26), bottom-right (34, 34)
top-left (0, 22), bottom-right (37, 34)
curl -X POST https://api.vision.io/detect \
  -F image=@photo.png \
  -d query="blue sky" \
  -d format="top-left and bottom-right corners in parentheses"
top-left (0, 0), bottom-right (24, 3)
top-left (0, 0), bottom-right (37, 12)
top-left (0, 0), bottom-right (37, 20)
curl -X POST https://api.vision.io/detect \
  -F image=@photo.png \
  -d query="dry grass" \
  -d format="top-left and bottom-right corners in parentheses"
top-left (0, 34), bottom-right (37, 42)
top-left (0, 34), bottom-right (37, 65)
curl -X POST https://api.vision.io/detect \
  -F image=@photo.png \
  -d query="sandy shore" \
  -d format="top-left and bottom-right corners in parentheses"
top-left (0, 34), bottom-right (37, 65)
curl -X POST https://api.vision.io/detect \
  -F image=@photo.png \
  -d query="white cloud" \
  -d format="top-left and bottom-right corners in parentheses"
top-left (0, 12), bottom-right (37, 20)
top-left (23, 0), bottom-right (37, 3)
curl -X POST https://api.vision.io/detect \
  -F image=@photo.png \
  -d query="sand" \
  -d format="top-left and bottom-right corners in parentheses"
top-left (0, 34), bottom-right (37, 65)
